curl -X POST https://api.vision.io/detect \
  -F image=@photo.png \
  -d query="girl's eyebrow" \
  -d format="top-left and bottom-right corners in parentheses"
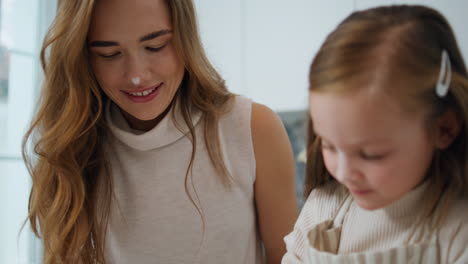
top-left (88, 29), bottom-right (173, 47)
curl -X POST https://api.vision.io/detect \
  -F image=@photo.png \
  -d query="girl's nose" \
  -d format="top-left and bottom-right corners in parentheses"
top-left (334, 153), bottom-right (358, 184)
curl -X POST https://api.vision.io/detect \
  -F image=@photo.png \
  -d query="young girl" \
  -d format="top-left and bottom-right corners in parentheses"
top-left (283, 5), bottom-right (468, 264)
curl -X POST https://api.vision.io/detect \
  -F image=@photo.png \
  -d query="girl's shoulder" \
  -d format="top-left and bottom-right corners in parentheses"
top-left (299, 181), bottom-right (348, 226)
top-left (440, 196), bottom-right (468, 233)
top-left (305, 181), bottom-right (348, 205)
top-left (441, 196), bottom-right (468, 228)
top-left (282, 182), bottom-right (348, 262)
top-left (438, 197), bottom-right (468, 263)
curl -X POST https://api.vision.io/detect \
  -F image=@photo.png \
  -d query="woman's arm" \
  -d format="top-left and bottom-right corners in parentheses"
top-left (251, 102), bottom-right (299, 264)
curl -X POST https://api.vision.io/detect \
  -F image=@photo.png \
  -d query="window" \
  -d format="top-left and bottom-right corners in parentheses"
top-left (0, 0), bottom-right (55, 263)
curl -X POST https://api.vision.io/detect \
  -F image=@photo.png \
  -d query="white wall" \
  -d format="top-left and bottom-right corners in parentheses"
top-left (194, 0), bottom-right (244, 95)
top-left (243, 0), bottom-right (354, 111)
top-left (196, 0), bottom-right (468, 112)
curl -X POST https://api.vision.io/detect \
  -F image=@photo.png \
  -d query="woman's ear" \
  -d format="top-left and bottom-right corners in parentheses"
top-left (434, 109), bottom-right (461, 149)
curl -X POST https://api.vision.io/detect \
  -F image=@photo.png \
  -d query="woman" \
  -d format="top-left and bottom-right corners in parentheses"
top-left (23, 0), bottom-right (298, 263)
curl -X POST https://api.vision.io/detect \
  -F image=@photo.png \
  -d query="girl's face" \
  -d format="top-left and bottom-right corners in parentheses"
top-left (88, 0), bottom-right (184, 130)
top-left (309, 90), bottom-right (436, 210)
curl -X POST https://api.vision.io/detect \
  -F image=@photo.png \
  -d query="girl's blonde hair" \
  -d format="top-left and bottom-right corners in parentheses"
top-left (22, 0), bottom-right (234, 263)
top-left (305, 5), bottom-right (468, 217)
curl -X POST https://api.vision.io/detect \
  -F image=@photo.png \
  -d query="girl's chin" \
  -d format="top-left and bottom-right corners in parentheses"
top-left (352, 194), bottom-right (389, 211)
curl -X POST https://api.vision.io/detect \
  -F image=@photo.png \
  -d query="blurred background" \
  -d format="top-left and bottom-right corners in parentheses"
top-left (1, 0), bottom-right (467, 263)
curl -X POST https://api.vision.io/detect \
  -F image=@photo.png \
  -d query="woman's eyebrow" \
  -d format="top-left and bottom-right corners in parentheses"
top-left (88, 40), bottom-right (118, 47)
top-left (88, 29), bottom-right (173, 47)
top-left (139, 29), bottom-right (172, 42)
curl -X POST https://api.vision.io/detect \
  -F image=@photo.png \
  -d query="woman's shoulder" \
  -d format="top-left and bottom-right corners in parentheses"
top-left (221, 94), bottom-right (252, 116)
top-left (216, 95), bottom-right (253, 131)
top-left (220, 96), bottom-right (287, 148)
top-left (222, 96), bottom-right (285, 131)
top-left (224, 95), bottom-right (277, 121)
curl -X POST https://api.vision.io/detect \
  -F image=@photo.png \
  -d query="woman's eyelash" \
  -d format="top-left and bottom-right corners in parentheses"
top-left (97, 45), bottom-right (165, 59)
top-left (146, 45), bottom-right (166, 52)
top-left (99, 52), bottom-right (121, 59)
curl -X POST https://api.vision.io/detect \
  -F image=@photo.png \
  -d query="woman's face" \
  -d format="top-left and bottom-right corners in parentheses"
top-left (88, 0), bottom-right (184, 130)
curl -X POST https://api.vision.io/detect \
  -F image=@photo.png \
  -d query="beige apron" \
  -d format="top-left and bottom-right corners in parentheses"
top-left (306, 196), bottom-right (439, 264)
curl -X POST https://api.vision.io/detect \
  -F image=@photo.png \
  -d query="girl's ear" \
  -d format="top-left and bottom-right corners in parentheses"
top-left (434, 109), bottom-right (461, 149)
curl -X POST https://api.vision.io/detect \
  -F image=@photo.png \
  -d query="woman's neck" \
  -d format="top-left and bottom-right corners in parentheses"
top-left (121, 106), bottom-right (172, 132)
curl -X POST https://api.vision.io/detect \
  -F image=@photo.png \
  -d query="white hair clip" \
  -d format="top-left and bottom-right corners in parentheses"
top-left (436, 50), bottom-right (451, 97)
top-left (131, 77), bottom-right (141, 86)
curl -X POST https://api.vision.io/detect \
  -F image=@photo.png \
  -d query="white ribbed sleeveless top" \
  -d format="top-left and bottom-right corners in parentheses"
top-left (104, 96), bottom-right (263, 264)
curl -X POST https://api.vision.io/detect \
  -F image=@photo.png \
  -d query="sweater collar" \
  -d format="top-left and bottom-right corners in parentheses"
top-left (355, 180), bottom-right (430, 219)
top-left (106, 99), bottom-right (202, 151)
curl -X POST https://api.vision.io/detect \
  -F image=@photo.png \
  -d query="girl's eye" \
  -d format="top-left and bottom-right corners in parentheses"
top-left (359, 151), bottom-right (387, 161)
top-left (321, 142), bottom-right (336, 152)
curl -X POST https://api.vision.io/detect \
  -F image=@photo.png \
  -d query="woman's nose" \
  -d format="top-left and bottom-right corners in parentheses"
top-left (125, 53), bottom-right (150, 86)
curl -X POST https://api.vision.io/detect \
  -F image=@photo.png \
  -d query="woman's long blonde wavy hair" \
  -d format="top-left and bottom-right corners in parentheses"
top-left (305, 5), bottom-right (468, 225)
top-left (22, 0), bottom-right (234, 263)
